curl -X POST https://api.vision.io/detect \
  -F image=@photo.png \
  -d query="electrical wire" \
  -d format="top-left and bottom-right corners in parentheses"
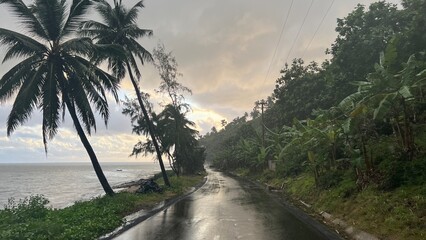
top-left (284, 0), bottom-right (314, 65)
top-left (301, 0), bottom-right (335, 59)
top-left (261, 0), bottom-right (295, 91)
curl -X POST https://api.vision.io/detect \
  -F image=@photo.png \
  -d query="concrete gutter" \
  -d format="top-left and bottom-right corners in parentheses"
top-left (99, 177), bottom-right (207, 240)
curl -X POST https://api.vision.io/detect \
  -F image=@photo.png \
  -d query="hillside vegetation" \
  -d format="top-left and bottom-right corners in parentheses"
top-left (200, 1), bottom-right (426, 239)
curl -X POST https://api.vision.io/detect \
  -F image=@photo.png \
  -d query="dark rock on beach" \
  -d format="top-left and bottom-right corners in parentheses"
top-left (136, 179), bottom-right (163, 194)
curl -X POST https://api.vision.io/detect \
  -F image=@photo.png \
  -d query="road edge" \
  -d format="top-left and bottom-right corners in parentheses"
top-left (99, 176), bottom-right (208, 240)
top-left (224, 171), bottom-right (344, 240)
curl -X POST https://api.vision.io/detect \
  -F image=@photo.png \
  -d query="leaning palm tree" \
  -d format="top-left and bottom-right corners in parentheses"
top-left (0, 0), bottom-right (119, 195)
top-left (157, 104), bottom-right (200, 175)
top-left (80, 0), bottom-right (170, 186)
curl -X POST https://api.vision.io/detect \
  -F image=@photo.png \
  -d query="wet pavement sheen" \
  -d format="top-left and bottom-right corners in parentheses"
top-left (114, 169), bottom-right (341, 240)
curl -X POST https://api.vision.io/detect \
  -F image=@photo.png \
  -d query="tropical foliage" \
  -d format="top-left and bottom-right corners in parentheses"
top-left (79, 0), bottom-right (171, 186)
top-left (201, 0), bottom-right (426, 195)
top-left (0, 0), bottom-right (121, 195)
top-left (200, 3), bottom-right (426, 238)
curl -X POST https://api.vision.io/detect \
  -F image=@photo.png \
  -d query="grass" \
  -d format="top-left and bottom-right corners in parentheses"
top-left (0, 174), bottom-right (205, 240)
top-left (260, 172), bottom-right (426, 240)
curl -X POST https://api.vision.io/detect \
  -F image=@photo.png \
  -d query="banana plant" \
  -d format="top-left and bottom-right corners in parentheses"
top-left (339, 45), bottom-right (426, 160)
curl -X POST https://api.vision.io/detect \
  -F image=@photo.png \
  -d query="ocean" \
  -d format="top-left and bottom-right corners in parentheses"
top-left (0, 162), bottom-right (162, 209)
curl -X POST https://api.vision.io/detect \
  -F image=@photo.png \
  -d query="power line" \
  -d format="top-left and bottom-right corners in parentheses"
top-left (284, 0), bottom-right (314, 65)
top-left (261, 0), bottom-right (295, 92)
top-left (301, 0), bottom-right (335, 59)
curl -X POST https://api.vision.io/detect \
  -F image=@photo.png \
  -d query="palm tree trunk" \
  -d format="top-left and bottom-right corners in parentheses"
top-left (64, 98), bottom-right (114, 196)
top-left (126, 62), bottom-right (171, 187)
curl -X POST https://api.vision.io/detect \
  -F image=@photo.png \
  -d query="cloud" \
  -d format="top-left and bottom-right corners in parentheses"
top-left (0, 0), bottom-right (401, 162)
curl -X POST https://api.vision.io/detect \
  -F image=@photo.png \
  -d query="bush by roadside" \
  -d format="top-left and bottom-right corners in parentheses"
top-left (239, 169), bottom-right (426, 240)
top-left (0, 174), bottom-right (205, 240)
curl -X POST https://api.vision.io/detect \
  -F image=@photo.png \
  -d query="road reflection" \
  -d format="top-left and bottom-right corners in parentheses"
top-left (114, 169), bottom-right (341, 240)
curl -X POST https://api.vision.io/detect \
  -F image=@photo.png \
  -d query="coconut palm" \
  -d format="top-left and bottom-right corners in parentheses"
top-left (0, 0), bottom-right (119, 195)
top-left (157, 104), bottom-right (200, 175)
top-left (123, 101), bottom-right (202, 175)
top-left (80, 0), bottom-right (170, 186)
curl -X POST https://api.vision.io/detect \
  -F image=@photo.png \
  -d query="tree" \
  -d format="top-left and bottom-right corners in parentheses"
top-left (123, 100), bottom-right (204, 175)
top-left (124, 45), bottom-right (205, 175)
top-left (269, 59), bottom-right (330, 127)
top-left (211, 126), bottom-right (218, 134)
top-left (80, 0), bottom-right (170, 186)
top-left (327, 2), bottom-right (405, 103)
top-left (0, 0), bottom-right (119, 195)
top-left (152, 44), bottom-right (201, 175)
top-left (339, 48), bottom-right (426, 161)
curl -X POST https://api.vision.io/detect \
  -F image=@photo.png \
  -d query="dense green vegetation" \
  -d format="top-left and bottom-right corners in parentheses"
top-left (201, 1), bottom-right (426, 239)
top-left (0, 174), bottom-right (205, 240)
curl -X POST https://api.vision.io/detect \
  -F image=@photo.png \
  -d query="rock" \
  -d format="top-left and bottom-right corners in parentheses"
top-left (136, 179), bottom-right (163, 194)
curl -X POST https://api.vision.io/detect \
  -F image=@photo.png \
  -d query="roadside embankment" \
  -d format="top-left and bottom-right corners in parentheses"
top-left (232, 169), bottom-right (426, 240)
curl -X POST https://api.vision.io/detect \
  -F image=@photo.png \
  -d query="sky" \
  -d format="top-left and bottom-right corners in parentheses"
top-left (0, 0), bottom-right (400, 163)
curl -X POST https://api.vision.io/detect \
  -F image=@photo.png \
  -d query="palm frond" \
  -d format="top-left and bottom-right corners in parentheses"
top-left (128, 37), bottom-right (153, 63)
top-left (79, 20), bottom-right (112, 39)
top-left (0, 28), bottom-right (47, 63)
top-left (62, 0), bottom-right (93, 37)
top-left (123, 25), bottom-right (152, 39)
top-left (125, 0), bottom-right (144, 24)
top-left (91, 43), bottom-right (127, 68)
top-left (68, 74), bottom-right (98, 134)
top-left (108, 57), bottom-right (126, 79)
top-left (7, 65), bottom-right (45, 135)
top-left (0, 0), bottom-right (48, 39)
top-left (0, 56), bottom-right (40, 102)
top-left (95, 0), bottom-right (115, 27)
top-left (41, 63), bottom-right (61, 152)
top-left (127, 53), bottom-right (141, 79)
top-left (32, 0), bottom-right (66, 41)
top-left (61, 37), bottom-right (93, 57)
top-left (65, 55), bottom-right (118, 123)
top-left (74, 55), bottom-right (119, 96)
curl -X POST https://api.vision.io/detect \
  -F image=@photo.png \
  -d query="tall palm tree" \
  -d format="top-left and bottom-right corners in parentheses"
top-left (80, 0), bottom-right (170, 186)
top-left (0, 0), bottom-right (118, 195)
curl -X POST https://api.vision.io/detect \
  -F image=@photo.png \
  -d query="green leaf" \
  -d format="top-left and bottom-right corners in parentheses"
top-left (373, 94), bottom-right (395, 120)
top-left (416, 69), bottom-right (426, 78)
top-left (350, 104), bottom-right (367, 118)
top-left (398, 86), bottom-right (413, 100)
top-left (342, 118), bottom-right (352, 134)
top-left (382, 36), bottom-right (398, 68)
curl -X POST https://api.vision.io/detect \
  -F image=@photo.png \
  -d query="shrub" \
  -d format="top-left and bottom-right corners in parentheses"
top-left (317, 170), bottom-right (344, 190)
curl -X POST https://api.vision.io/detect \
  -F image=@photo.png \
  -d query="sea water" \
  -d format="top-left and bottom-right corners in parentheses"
top-left (0, 162), bottom-right (162, 209)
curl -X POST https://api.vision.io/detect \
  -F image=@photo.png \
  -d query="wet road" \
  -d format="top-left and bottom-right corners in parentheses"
top-left (114, 169), bottom-right (341, 240)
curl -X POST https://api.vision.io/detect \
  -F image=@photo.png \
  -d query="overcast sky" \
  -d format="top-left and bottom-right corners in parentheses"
top-left (0, 0), bottom-right (400, 163)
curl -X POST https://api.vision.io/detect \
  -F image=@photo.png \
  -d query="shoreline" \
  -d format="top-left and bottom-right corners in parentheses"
top-left (0, 162), bottom-right (162, 209)
top-left (0, 172), bottom-right (206, 239)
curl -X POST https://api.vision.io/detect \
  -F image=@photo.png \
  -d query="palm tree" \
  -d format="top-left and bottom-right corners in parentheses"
top-left (0, 0), bottom-right (118, 195)
top-left (157, 104), bottom-right (200, 175)
top-left (123, 101), bottom-right (203, 175)
top-left (80, 0), bottom-right (170, 186)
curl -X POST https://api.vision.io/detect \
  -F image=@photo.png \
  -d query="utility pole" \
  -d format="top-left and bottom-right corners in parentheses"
top-left (259, 99), bottom-right (267, 147)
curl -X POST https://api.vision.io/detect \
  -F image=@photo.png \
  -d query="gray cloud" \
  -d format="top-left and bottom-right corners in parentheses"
top-left (0, 0), bottom-right (401, 162)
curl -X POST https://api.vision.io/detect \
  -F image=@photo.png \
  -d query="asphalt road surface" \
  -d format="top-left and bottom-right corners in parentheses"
top-left (114, 168), bottom-right (342, 240)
